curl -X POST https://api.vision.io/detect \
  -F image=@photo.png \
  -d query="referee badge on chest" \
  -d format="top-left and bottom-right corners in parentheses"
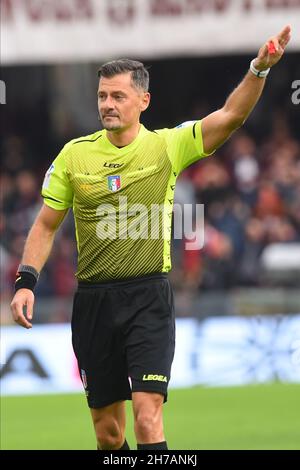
top-left (107, 175), bottom-right (121, 192)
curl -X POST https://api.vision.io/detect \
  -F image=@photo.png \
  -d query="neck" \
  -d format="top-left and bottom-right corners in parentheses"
top-left (106, 122), bottom-right (141, 147)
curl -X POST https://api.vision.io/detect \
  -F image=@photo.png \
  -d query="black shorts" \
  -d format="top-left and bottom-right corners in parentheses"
top-left (71, 273), bottom-right (175, 409)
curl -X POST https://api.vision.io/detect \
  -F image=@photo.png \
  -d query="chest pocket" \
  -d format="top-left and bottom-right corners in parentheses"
top-left (71, 173), bottom-right (104, 200)
top-left (127, 165), bottom-right (160, 179)
top-left (73, 173), bottom-right (103, 181)
top-left (72, 173), bottom-right (103, 186)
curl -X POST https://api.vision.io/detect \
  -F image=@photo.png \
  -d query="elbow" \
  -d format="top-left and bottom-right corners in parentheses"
top-left (33, 220), bottom-right (57, 239)
top-left (224, 109), bottom-right (246, 131)
top-left (229, 115), bottom-right (246, 131)
top-left (236, 116), bottom-right (246, 129)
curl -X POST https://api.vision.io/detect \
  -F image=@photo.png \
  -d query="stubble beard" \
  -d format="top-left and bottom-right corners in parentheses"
top-left (100, 114), bottom-right (122, 131)
top-left (103, 123), bottom-right (122, 131)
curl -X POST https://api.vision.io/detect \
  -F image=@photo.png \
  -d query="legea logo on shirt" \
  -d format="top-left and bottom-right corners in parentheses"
top-left (107, 175), bottom-right (121, 192)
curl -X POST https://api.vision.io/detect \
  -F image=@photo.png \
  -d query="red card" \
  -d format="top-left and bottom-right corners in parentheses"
top-left (268, 41), bottom-right (276, 54)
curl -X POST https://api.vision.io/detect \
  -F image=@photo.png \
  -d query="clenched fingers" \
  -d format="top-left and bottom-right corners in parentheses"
top-left (10, 289), bottom-right (34, 329)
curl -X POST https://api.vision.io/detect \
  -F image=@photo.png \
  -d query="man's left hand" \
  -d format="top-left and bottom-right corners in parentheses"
top-left (254, 25), bottom-right (292, 71)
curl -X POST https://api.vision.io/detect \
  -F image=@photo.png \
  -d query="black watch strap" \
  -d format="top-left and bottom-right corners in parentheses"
top-left (17, 264), bottom-right (40, 280)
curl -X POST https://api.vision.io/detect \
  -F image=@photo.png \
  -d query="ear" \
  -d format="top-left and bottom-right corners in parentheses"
top-left (140, 92), bottom-right (151, 112)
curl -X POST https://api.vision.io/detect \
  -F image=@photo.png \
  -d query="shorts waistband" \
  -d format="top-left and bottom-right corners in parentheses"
top-left (77, 272), bottom-right (168, 290)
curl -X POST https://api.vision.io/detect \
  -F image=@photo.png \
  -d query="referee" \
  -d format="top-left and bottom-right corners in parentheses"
top-left (11, 26), bottom-right (291, 450)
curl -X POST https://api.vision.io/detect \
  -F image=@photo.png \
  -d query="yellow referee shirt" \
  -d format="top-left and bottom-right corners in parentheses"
top-left (41, 121), bottom-right (211, 282)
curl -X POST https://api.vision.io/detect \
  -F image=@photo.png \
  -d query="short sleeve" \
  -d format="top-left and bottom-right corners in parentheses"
top-left (41, 144), bottom-right (73, 210)
top-left (156, 120), bottom-right (213, 174)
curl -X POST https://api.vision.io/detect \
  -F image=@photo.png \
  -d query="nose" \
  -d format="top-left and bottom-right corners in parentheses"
top-left (102, 95), bottom-right (115, 109)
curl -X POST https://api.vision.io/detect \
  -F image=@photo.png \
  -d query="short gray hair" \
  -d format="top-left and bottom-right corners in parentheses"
top-left (98, 59), bottom-right (149, 92)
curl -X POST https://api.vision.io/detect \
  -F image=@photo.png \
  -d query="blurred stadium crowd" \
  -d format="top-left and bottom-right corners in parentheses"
top-left (1, 56), bottom-right (300, 304)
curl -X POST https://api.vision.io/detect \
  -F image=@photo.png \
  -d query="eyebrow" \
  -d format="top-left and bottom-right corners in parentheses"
top-left (97, 90), bottom-right (127, 96)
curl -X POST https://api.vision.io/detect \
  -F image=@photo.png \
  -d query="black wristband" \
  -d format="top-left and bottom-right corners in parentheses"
top-left (15, 271), bottom-right (37, 292)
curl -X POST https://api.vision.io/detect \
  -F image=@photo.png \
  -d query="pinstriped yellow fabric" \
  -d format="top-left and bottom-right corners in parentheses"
top-left (41, 122), bottom-right (210, 281)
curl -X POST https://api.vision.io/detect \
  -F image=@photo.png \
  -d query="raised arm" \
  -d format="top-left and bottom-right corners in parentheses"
top-left (10, 204), bottom-right (68, 329)
top-left (201, 25), bottom-right (291, 155)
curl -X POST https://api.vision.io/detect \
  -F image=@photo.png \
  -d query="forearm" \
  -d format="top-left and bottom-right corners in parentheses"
top-left (223, 72), bottom-right (266, 127)
top-left (21, 221), bottom-right (56, 272)
top-left (12, 224), bottom-right (55, 330)
top-left (201, 71), bottom-right (267, 153)
top-left (202, 26), bottom-right (291, 154)
top-left (20, 204), bottom-right (67, 272)
top-left (12, 204), bottom-right (66, 328)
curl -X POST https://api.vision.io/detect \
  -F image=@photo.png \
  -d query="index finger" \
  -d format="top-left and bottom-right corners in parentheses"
top-left (277, 25), bottom-right (291, 43)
